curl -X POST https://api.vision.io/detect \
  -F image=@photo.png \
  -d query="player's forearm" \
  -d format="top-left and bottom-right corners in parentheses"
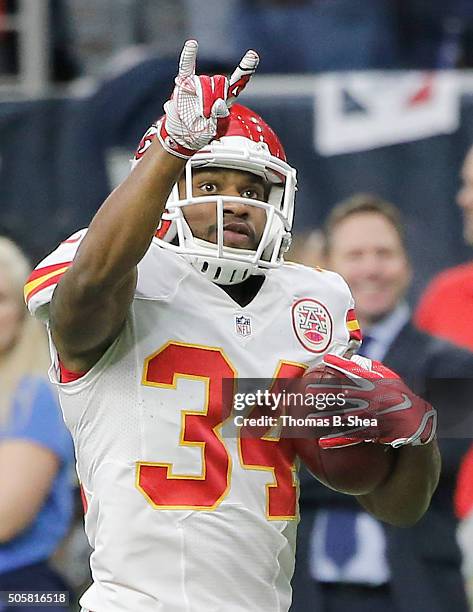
top-left (356, 440), bottom-right (441, 527)
top-left (72, 140), bottom-right (185, 290)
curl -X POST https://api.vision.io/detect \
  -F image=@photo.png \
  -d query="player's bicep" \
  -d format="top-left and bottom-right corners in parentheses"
top-left (50, 266), bottom-right (137, 370)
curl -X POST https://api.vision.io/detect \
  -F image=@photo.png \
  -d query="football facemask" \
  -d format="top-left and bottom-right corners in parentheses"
top-left (132, 104), bottom-right (297, 285)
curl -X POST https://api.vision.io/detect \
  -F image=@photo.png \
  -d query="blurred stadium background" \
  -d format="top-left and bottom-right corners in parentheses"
top-left (2, 0), bottom-right (473, 609)
top-left (2, 0), bottom-right (473, 301)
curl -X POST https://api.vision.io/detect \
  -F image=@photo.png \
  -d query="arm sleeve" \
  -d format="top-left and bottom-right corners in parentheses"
top-left (332, 272), bottom-right (362, 353)
top-left (24, 229), bottom-right (87, 321)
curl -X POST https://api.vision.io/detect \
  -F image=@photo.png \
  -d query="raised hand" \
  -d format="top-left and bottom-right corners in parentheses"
top-left (227, 49), bottom-right (260, 105)
top-left (158, 40), bottom-right (259, 159)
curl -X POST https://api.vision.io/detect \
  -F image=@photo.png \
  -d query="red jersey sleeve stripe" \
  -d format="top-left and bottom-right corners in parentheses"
top-left (349, 328), bottom-right (362, 341)
top-left (346, 308), bottom-right (362, 341)
top-left (26, 261), bottom-right (72, 283)
top-left (24, 267), bottom-right (70, 303)
top-left (346, 308), bottom-right (358, 322)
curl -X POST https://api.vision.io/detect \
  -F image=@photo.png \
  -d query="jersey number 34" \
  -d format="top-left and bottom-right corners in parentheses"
top-left (136, 341), bottom-right (305, 520)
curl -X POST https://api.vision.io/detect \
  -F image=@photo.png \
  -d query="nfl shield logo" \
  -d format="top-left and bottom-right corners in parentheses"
top-left (235, 314), bottom-right (252, 337)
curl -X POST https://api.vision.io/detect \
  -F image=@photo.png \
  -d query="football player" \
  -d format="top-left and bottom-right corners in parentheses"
top-left (25, 41), bottom-right (440, 611)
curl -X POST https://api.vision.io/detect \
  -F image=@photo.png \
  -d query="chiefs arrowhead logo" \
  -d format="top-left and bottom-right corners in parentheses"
top-left (292, 298), bottom-right (333, 353)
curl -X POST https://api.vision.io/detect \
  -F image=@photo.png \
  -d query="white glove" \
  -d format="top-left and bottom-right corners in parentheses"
top-left (158, 40), bottom-right (259, 159)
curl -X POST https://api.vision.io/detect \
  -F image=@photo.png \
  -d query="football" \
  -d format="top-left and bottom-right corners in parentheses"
top-left (291, 362), bottom-right (395, 495)
top-left (294, 437), bottom-right (394, 495)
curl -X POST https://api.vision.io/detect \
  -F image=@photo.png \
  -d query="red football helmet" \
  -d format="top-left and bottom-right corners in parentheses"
top-left (131, 104), bottom-right (297, 285)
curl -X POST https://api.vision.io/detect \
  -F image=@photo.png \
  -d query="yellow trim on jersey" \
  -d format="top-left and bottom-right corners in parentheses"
top-left (23, 265), bottom-right (69, 301)
top-left (136, 340), bottom-right (236, 511)
top-left (237, 358), bottom-right (307, 521)
top-left (346, 319), bottom-right (361, 332)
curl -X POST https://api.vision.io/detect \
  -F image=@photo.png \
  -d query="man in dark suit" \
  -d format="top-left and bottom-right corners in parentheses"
top-left (291, 194), bottom-right (473, 612)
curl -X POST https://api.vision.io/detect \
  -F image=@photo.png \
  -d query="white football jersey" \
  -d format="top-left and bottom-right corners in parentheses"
top-left (26, 231), bottom-right (360, 612)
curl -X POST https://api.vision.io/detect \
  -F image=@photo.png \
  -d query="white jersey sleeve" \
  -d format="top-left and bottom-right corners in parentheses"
top-left (275, 262), bottom-right (362, 363)
top-left (24, 230), bottom-right (182, 320)
top-left (25, 229), bottom-right (88, 320)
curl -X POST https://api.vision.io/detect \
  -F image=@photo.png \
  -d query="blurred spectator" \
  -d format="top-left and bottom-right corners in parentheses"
top-left (415, 145), bottom-right (473, 351)
top-left (291, 194), bottom-right (473, 612)
top-left (67, 0), bottom-right (236, 78)
top-left (0, 237), bottom-right (74, 610)
top-left (67, 0), bottom-right (187, 77)
top-left (235, 0), bottom-right (401, 72)
top-left (5, 0), bottom-right (473, 87)
top-left (22, 0), bottom-right (472, 84)
top-left (286, 230), bottom-right (326, 269)
top-left (68, 0), bottom-right (403, 76)
top-left (395, 1), bottom-right (473, 69)
top-left (416, 144), bottom-right (473, 612)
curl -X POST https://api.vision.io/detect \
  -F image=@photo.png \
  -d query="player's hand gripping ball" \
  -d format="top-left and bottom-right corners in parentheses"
top-left (291, 354), bottom-right (436, 495)
top-left (291, 360), bottom-right (394, 495)
top-left (158, 40), bottom-right (259, 158)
